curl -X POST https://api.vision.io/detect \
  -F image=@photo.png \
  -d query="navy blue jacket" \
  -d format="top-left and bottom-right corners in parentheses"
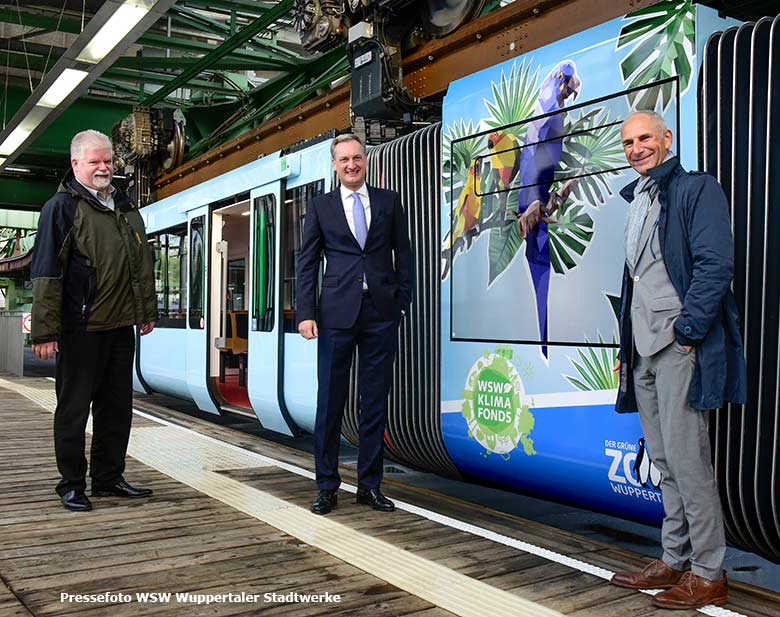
top-left (296, 186), bottom-right (413, 329)
top-left (616, 157), bottom-right (746, 412)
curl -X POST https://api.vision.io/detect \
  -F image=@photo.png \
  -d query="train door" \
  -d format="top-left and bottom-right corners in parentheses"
top-left (246, 181), bottom-right (299, 435)
top-left (208, 195), bottom-right (252, 412)
top-left (280, 140), bottom-right (334, 433)
top-left (185, 206), bottom-right (219, 414)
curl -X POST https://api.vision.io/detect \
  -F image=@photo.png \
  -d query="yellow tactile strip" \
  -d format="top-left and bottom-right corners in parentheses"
top-left (0, 378), bottom-right (563, 617)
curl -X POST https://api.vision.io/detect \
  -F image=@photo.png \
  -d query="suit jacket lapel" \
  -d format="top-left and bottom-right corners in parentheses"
top-left (329, 189), bottom-right (361, 249)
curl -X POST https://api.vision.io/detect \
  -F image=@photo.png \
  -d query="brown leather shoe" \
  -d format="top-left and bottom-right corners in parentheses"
top-left (611, 559), bottom-right (685, 589)
top-left (652, 571), bottom-right (727, 609)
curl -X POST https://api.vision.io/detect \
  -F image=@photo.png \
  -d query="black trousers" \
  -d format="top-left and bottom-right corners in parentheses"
top-left (54, 326), bottom-right (135, 495)
top-left (314, 295), bottom-right (399, 491)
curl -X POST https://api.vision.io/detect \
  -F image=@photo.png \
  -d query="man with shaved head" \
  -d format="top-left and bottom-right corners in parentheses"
top-left (611, 111), bottom-right (746, 609)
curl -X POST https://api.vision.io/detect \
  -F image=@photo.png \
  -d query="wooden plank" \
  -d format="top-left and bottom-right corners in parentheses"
top-left (0, 577), bottom-right (32, 617)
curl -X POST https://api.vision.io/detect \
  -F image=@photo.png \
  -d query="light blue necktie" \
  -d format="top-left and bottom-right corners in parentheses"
top-left (352, 192), bottom-right (368, 248)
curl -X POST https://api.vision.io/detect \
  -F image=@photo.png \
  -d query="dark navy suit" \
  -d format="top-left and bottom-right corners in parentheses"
top-left (297, 186), bottom-right (412, 490)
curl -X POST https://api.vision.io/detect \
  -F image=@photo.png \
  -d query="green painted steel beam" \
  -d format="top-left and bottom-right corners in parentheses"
top-left (170, 5), bottom-right (301, 60)
top-left (113, 56), bottom-right (277, 71)
top-left (105, 67), bottom-right (249, 95)
top-left (141, 0), bottom-right (294, 106)
top-left (187, 48), bottom-right (347, 156)
top-left (171, 5), bottom-right (239, 36)
top-left (0, 8), bottom-right (56, 30)
top-left (137, 32), bottom-right (295, 64)
top-left (0, 47), bottom-right (286, 73)
top-left (92, 77), bottom-right (192, 106)
top-left (0, 51), bottom-right (244, 100)
top-left (0, 177), bottom-right (60, 210)
top-left (180, 0), bottom-right (277, 13)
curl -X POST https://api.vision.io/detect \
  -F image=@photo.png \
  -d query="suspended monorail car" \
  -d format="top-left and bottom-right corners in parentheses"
top-left (135, 2), bottom-right (780, 563)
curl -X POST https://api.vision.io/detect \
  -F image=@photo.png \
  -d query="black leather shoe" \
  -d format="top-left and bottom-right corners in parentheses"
top-left (355, 488), bottom-right (395, 512)
top-left (311, 490), bottom-right (338, 515)
top-left (60, 490), bottom-right (92, 512)
top-left (92, 481), bottom-right (153, 498)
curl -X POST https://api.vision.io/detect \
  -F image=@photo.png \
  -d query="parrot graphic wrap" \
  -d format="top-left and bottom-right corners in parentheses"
top-left (515, 61), bottom-right (581, 358)
top-left (446, 159), bottom-right (482, 250)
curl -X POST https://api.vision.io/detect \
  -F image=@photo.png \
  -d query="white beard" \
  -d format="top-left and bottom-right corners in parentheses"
top-left (92, 174), bottom-right (111, 190)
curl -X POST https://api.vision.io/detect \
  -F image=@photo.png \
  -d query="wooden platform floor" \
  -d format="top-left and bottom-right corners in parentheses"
top-left (0, 375), bottom-right (778, 617)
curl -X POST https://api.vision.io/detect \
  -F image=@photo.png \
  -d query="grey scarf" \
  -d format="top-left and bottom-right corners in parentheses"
top-left (624, 175), bottom-right (656, 268)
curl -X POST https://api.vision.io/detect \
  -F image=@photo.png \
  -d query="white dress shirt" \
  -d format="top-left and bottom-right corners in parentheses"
top-left (340, 183), bottom-right (371, 290)
top-left (340, 183), bottom-right (371, 240)
top-left (76, 178), bottom-right (116, 211)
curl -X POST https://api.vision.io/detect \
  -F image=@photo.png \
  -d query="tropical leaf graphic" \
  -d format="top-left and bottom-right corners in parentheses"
top-left (565, 334), bottom-right (619, 391)
top-left (617, 0), bottom-right (695, 111)
top-left (443, 119), bottom-right (486, 188)
top-left (547, 200), bottom-right (594, 274)
top-left (484, 59), bottom-right (540, 140)
top-left (487, 202), bottom-right (523, 286)
top-left (442, 119), bottom-right (488, 248)
top-left (556, 107), bottom-right (625, 207)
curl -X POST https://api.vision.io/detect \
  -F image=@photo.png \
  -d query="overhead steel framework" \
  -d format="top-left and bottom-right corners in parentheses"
top-left (0, 0), bottom-right (777, 208)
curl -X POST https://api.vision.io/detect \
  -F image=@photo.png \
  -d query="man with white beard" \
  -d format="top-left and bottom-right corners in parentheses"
top-left (31, 130), bottom-right (157, 511)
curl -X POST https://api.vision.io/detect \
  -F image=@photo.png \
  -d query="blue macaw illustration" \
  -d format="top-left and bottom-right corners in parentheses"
top-left (516, 60), bottom-right (581, 358)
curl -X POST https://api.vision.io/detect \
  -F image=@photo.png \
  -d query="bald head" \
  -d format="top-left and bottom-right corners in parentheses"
top-left (620, 111), bottom-right (673, 176)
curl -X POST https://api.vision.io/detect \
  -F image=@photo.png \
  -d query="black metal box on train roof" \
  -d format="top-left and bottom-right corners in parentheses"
top-left (350, 40), bottom-right (403, 120)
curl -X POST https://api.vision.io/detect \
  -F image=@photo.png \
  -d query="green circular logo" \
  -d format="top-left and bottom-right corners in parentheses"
top-left (461, 349), bottom-right (536, 456)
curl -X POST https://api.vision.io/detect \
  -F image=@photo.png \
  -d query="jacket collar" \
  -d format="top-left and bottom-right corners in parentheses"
top-left (619, 155), bottom-right (681, 203)
top-left (59, 169), bottom-right (132, 211)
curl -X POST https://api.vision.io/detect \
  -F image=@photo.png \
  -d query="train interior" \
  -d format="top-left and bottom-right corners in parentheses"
top-left (210, 199), bottom-right (251, 411)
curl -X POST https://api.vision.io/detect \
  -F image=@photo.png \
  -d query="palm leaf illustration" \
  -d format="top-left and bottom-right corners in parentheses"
top-left (443, 118), bottom-right (486, 197)
top-left (487, 187), bottom-right (523, 286)
top-left (556, 107), bottom-right (625, 207)
top-left (547, 200), bottom-right (594, 275)
top-left (565, 334), bottom-right (619, 391)
top-left (617, 0), bottom-right (695, 111)
top-left (484, 59), bottom-right (540, 140)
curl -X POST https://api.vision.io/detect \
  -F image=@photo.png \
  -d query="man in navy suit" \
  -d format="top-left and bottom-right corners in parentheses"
top-left (297, 133), bottom-right (413, 515)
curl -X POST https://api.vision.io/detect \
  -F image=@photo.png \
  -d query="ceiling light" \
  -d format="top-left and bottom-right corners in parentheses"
top-left (0, 128), bottom-right (33, 156)
top-left (38, 69), bottom-right (90, 108)
top-left (77, 1), bottom-right (157, 64)
top-left (19, 106), bottom-right (52, 132)
top-left (0, 107), bottom-right (50, 155)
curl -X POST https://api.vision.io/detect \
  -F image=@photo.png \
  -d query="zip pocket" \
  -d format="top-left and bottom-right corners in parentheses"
top-left (82, 267), bottom-right (97, 321)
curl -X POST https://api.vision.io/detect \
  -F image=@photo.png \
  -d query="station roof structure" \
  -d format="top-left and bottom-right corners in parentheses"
top-left (0, 0), bottom-right (776, 213)
top-left (0, 0), bottom-right (355, 209)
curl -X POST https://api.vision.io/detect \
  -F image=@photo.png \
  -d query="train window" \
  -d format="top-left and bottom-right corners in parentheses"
top-left (252, 194), bottom-right (275, 332)
top-left (282, 180), bottom-right (324, 333)
top-left (149, 224), bottom-right (187, 328)
top-left (189, 216), bottom-right (205, 329)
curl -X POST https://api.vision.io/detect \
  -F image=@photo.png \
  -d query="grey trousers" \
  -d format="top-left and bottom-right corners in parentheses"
top-left (633, 341), bottom-right (725, 580)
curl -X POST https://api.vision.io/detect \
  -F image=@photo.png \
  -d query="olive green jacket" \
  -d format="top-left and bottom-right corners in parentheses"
top-left (30, 171), bottom-right (157, 344)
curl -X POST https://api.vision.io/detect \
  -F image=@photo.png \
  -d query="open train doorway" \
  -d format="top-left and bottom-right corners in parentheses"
top-left (209, 196), bottom-right (251, 412)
